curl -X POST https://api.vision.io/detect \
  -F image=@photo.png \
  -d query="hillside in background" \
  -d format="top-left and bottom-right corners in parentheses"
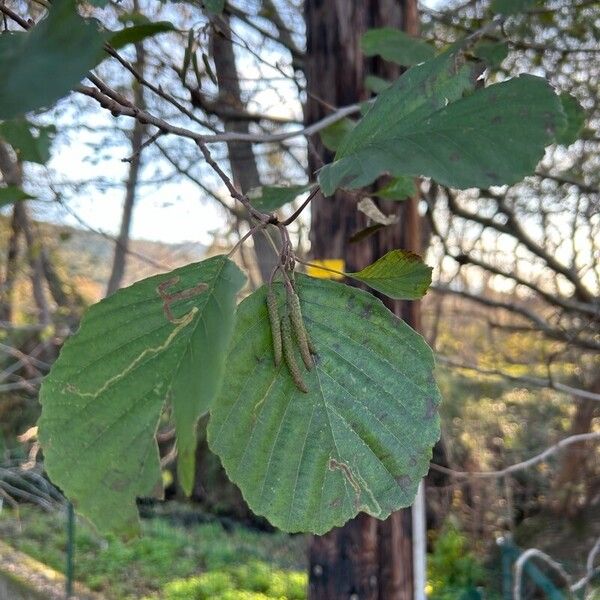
top-left (0, 214), bottom-right (207, 305)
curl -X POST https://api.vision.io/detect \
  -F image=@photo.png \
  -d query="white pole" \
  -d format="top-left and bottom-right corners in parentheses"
top-left (412, 480), bottom-right (427, 600)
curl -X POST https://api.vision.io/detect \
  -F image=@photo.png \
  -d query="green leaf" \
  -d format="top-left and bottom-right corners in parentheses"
top-left (203, 0), bottom-right (225, 13)
top-left (319, 118), bottom-right (356, 152)
top-left (0, 0), bottom-right (105, 119)
top-left (472, 41), bottom-right (509, 67)
top-left (490, 0), bottom-right (538, 14)
top-left (38, 256), bottom-right (246, 535)
top-left (555, 93), bottom-right (585, 146)
top-left (365, 75), bottom-right (392, 94)
top-left (0, 119), bottom-right (55, 164)
top-left (248, 184), bottom-right (312, 212)
top-left (349, 250), bottom-right (432, 300)
top-left (208, 275), bottom-right (441, 534)
top-left (109, 22), bottom-right (177, 51)
top-left (318, 52), bottom-right (565, 196)
top-left (0, 186), bottom-right (35, 207)
top-left (361, 28), bottom-right (435, 66)
top-left (375, 176), bottom-right (416, 201)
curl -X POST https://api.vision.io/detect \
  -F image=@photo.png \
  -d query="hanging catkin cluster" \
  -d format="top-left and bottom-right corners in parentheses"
top-left (266, 284), bottom-right (315, 393)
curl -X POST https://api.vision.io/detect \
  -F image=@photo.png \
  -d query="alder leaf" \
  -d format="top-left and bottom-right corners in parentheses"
top-left (472, 40), bottom-right (509, 67)
top-left (349, 250), bottom-right (432, 300)
top-left (38, 256), bottom-right (246, 535)
top-left (555, 93), bottom-right (585, 146)
top-left (365, 75), bottom-right (392, 94)
top-left (109, 22), bottom-right (177, 50)
top-left (361, 28), bottom-right (435, 66)
top-left (490, 0), bottom-right (538, 14)
top-left (318, 52), bottom-right (565, 196)
top-left (203, 0), bottom-right (225, 13)
top-left (0, 0), bottom-right (105, 119)
top-left (375, 176), bottom-right (416, 201)
top-left (248, 184), bottom-right (312, 212)
top-left (319, 118), bottom-right (356, 152)
top-left (208, 275), bottom-right (441, 534)
top-left (0, 119), bottom-right (56, 164)
top-left (0, 186), bottom-right (35, 207)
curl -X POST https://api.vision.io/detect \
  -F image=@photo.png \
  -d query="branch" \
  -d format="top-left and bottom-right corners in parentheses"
top-left (224, 1), bottom-right (303, 64)
top-left (0, 4), bottom-right (360, 146)
top-left (436, 355), bottom-right (600, 402)
top-left (445, 190), bottom-right (592, 302)
top-left (431, 286), bottom-right (600, 351)
top-left (571, 537), bottom-right (600, 594)
top-left (449, 252), bottom-right (598, 318)
top-left (430, 431), bottom-right (600, 479)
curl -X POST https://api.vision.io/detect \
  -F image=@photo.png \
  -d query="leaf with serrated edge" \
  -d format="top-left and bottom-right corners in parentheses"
top-left (38, 255), bottom-right (245, 535)
top-left (375, 176), bottom-right (416, 201)
top-left (248, 184), bottom-right (312, 212)
top-left (350, 250), bottom-right (432, 300)
top-left (361, 28), bottom-right (435, 66)
top-left (556, 93), bottom-right (585, 146)
top-left (0, 0), bottom-right (105, 119)
top-left (109, 22), bottom-right (176, 51)
top-left (0, 186), bottom-right (35, 207)
top-left (318, 52), bottom-right (565, 196)
top-left (208, 275), bottom-right (441, 534)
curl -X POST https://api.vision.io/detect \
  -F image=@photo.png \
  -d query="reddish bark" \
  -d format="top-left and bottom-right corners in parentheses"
top-left (305, 1), bottom-right (422, 598)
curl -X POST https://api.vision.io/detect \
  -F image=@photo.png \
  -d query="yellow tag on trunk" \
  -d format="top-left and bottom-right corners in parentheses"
top-left (306, 259), bottom-right (345, 280)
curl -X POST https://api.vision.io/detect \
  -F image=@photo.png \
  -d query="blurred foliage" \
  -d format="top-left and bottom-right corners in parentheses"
top-left (427, 519), bottom-right (489, 600)
top-left (156, 561), bottom-right (307, 600)
top-left (0, 505), bottom-right (306, 599)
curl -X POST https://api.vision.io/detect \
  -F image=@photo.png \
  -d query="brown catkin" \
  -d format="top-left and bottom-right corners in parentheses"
top-left (281, 316), bottom-right (308, 393)
top-left (287, 290), bottom-right (313, 370)
top-left (266, 289), bottom-right (282, 367)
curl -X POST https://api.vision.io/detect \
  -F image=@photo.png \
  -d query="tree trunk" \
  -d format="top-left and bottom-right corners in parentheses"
top-left (106, 41), bottom-right (146, 296)
top-left (0, 142), bottom-right (49, 325)
top-left (211, 15), bottom-right (281, 283)
top-left (304, 1), bottom-right (421, 598)
top-left (552, 374), bottom-right (600, 516)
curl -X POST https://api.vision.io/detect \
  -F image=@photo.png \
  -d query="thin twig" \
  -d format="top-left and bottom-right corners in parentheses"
top-left (121, 130), bottom-right (164, 163)
top-left (281, 187), bottom-right (320, 226)
top-left (430, 432), bottom-right (600, 479)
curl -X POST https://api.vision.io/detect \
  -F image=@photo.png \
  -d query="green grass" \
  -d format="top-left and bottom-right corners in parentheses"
top-left (0, 504), bottom-right (307, 599)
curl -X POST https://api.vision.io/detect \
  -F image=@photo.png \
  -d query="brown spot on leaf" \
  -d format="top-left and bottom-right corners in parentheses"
top-left (329, 457), bottom-right (362, 510)
top-left (450, 152), bottom-right (461, 162)
top-left (156, 276), bottom-right (208, 323)
top-left (425, 396), bottom-right (438, 419)
top-left (491, 115), bottom-right (502, 124)
top-left (395, 474), bottom-right (412, 491)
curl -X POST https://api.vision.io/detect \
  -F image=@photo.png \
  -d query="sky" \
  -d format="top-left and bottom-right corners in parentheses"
top-left (19, 1), bottom-right (304, 245)
top-left (14, 0), bottom-right (445, 246)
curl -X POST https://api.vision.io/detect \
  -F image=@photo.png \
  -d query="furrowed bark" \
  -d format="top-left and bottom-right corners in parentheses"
top-left (305, 1), bottom-right (422, 598)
